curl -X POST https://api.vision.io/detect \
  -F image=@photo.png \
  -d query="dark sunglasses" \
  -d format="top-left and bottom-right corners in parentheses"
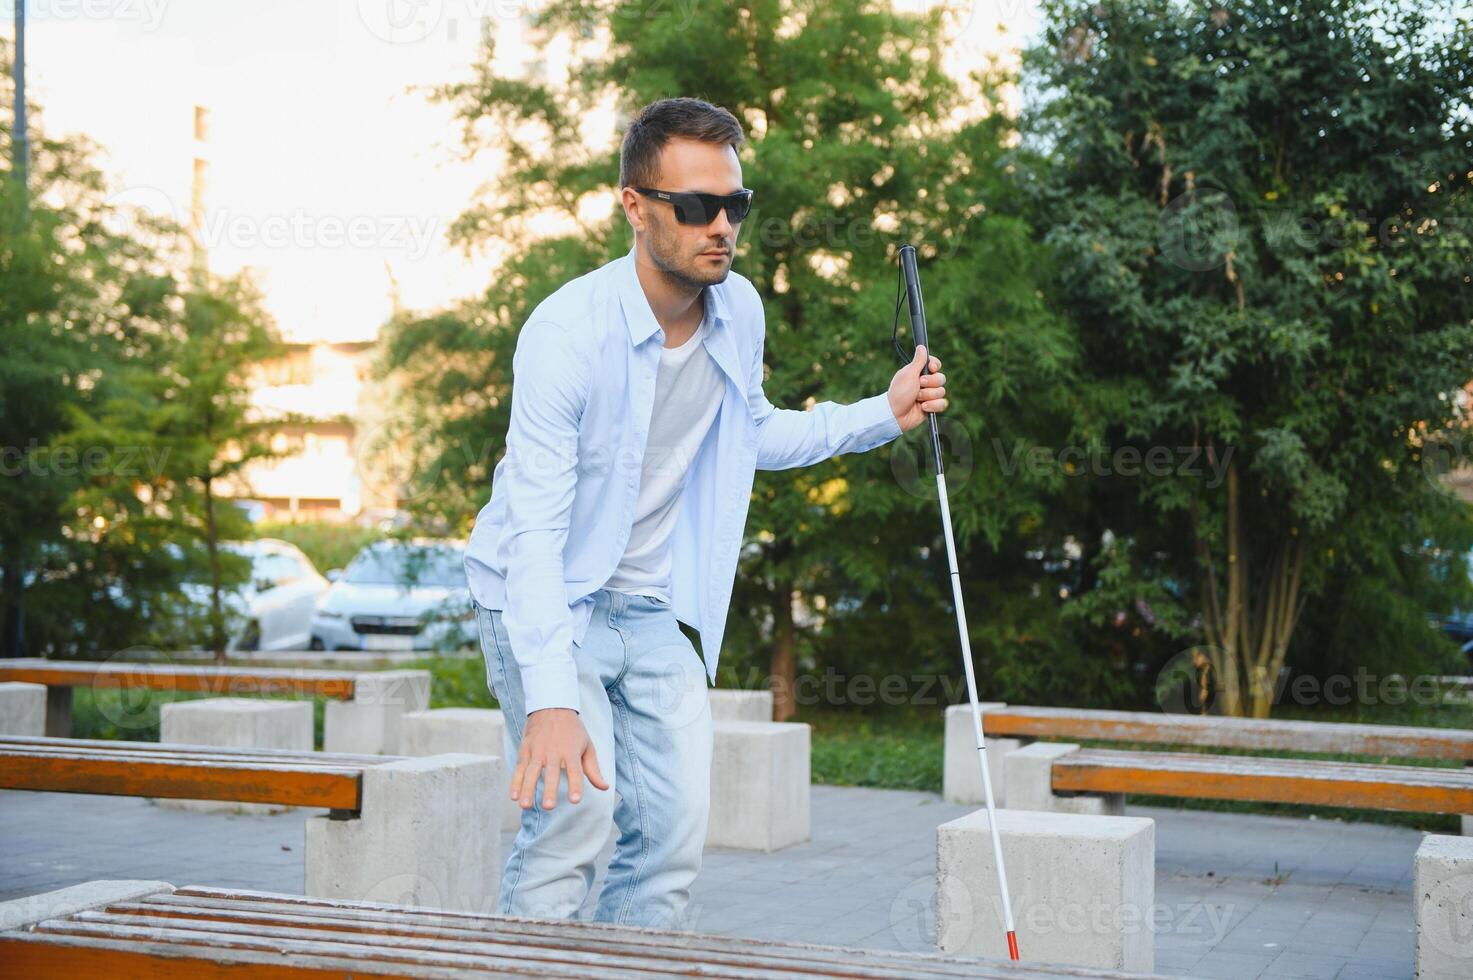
top-left (634, 187), bottom-right (754, 226)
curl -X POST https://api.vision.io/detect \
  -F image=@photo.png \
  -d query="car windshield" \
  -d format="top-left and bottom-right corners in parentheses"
top-left (344, 546), bottom-right (464, 588)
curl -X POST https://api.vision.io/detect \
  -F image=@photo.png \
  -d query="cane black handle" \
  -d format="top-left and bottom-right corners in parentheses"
top-left (899, 245), bottom-right (930, 376)
top-left (897, 243), bottom-right (944, 474)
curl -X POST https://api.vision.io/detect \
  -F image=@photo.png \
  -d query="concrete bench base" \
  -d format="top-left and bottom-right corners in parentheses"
top-left (324, 669), bottom-right (431, 755)
top-left (707, 720), bottom-right (809, 852)
top-left (400, 707), bottom-right (515, 832)
top-left (944, 702), bottom-right (1019, 807)
top-left (1006, 742), bottom-right (1125, 815)
top-left (0, 682), bottom-right (46, 737)
top-left (1415, 834), bottom-right (1473, 978)
top-left (937, 807), bottom-right (1155, 973)
top-left (158, 698), bottom-right (313, 814)
top-left (708, 689), bottom-right (773, 722)
top-left (305, 752), bottom-right (500, 913)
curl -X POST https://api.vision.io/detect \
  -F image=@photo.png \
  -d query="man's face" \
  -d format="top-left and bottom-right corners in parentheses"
top-left (626, 137), bottom-right (744, 290)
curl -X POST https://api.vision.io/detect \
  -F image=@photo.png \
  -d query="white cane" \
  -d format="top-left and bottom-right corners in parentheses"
top-left (897, 244), bottom-right (1019, 961)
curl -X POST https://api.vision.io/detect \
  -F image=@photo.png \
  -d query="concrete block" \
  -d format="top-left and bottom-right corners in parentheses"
top-left (1005, 741), bottom-right (1124, 816)
top-left (401, 707), bottom-right (514, 832)
top-left (324, 669), bottom-right (432, 755)
top-left (708, 688), bottom-right (773, 722)
top-left (0, 682), bottom-right (46, 736)
top-left (707, 720), bottom-right (809, 852)
top-left (0, 879), bottom-right (175, 932)
top-left (305, 752), bottom-right (500, 914)
top-left (937, 807), bottom-right (1155, 973)
top-left (1415, 833), bottom-right (1473, 978)
top-left (158, 697), bottom-right (313, 814)
top-left (943, 702), bottom-right (1019, 806)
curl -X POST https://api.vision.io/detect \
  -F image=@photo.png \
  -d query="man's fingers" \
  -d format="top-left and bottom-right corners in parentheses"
top-left (541, 760), bottom-right (560, 811)
top-left (583, 742), bottom-right (610, 791)
top-left (515, 756), bottom-right (542, 809)
top-left (566, 755), bottom-right (585, 804)
top-left (920, 385), bottom-right (946, 401)
top-left (920, 372), bottom-right (946, 388)
top-left (509, 751), bottom-right (529, 802)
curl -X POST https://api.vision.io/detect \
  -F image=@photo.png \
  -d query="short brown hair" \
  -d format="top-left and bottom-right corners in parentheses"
top-left (618, 97), bottom-right (745, 189)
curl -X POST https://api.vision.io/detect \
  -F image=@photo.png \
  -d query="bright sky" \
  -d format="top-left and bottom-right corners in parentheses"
top-left (14, 0), bottom-right (1036, 343)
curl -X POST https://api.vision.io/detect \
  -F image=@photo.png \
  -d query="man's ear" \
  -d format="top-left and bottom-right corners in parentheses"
top-left (621, 187), bottom-right (646, 232)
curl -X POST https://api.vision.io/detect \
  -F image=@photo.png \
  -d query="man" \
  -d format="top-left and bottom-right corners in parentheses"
top-left (464, 97), bottom-right (948, 930)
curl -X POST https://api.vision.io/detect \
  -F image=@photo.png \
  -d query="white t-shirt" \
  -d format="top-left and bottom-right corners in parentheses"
top-left (604, 298), bottom-right (726, 602)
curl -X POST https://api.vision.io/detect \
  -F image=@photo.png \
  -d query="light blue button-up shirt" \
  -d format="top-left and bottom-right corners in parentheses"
top-left (464, 247), bottom-right (903, 714)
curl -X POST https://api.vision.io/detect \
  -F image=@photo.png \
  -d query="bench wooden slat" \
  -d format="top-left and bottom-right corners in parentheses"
top-left (0, 659), bottom-right (358, 700)
top-left (983, 705), bottom-right (1473, 760)
top-left (48, 910), bottom-right (962, 980)
top-left (0, 751), bottom-right (364, 810)
top-left (0, 735), bottom-right (394, 767)
top-left (0, 884), bottom-right (1167, 979)
top-left (0, 929), bottom-right (547, 979)
top-left (101, 900), bottom-right (989, 980)
top-left (1053, 748), bottom-right (1473, 814)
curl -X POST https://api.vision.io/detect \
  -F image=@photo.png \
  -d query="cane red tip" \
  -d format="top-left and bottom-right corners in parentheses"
top-left (1006, 930), bottom-right (1019, 960)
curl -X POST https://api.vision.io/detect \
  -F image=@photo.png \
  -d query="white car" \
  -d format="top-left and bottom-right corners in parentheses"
top-left (169, 539), bottom-right (329, 651)
top-left (309, 540), bottom-right (475, 652)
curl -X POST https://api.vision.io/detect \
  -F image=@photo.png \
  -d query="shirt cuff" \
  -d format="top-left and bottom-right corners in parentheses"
top-left (857, 390), bottom-right (903, 443)
top-left (520, 661), bottom-right (582, 715)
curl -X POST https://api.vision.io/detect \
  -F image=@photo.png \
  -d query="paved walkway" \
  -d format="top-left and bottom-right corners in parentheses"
top-left (2, 785), bottom-right (1419, 978)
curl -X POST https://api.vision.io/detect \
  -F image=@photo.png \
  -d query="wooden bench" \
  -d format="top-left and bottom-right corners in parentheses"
top-left (0, 658), bottom-right (359, 737)
top-left (1008, 743), bottom-right (1473, 819)
top-left (0, 736), bottom-right (500, 909)
top-left (0, 879), bottom-right (1172, 978)
top-left (982, 704), bottom-right (1473, 761)
top-left (0, 734), bottom-right (384, 813)
top-left (0, 658), bottom-right (430, 754)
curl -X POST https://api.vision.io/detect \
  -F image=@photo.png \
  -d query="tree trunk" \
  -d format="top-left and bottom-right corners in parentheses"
top-left (1193, 455), bottom-right (1308, 718)
top-left (769, 583), bottom-right (797, 722)
top-left (1, 556), bottom-right (25, 658)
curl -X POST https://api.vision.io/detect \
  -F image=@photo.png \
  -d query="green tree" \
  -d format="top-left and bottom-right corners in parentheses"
top-left (383, 0), bottom-right (1079, 718)
top-left (1026, 0), bottom-right (1473, 716)
top-left (3, 41), bottom-right (284, 658)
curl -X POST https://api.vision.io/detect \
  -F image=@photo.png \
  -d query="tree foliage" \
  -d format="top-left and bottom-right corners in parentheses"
top-left (1026, 0), bottom-right (1473, 714)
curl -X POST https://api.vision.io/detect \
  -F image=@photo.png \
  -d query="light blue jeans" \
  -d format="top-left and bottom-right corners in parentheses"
top-left (476, 588), bottom-right (713, 929)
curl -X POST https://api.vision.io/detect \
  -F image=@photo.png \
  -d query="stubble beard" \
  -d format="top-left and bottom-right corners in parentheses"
top-left (647, 214), bottom-right (732, 291)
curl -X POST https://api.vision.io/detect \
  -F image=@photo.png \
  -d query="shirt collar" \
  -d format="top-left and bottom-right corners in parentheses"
top-left (619, 246), bottom-right (732, 348)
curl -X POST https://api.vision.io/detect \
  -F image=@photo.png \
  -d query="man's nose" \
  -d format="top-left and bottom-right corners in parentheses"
top-left (707, 208), bottom-right (733, 238)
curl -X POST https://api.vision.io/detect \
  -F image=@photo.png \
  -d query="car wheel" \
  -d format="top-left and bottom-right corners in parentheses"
top-left (309, 636), bottom-right (325, 651)
top-left (238, 621), bottom-right (261, 652)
